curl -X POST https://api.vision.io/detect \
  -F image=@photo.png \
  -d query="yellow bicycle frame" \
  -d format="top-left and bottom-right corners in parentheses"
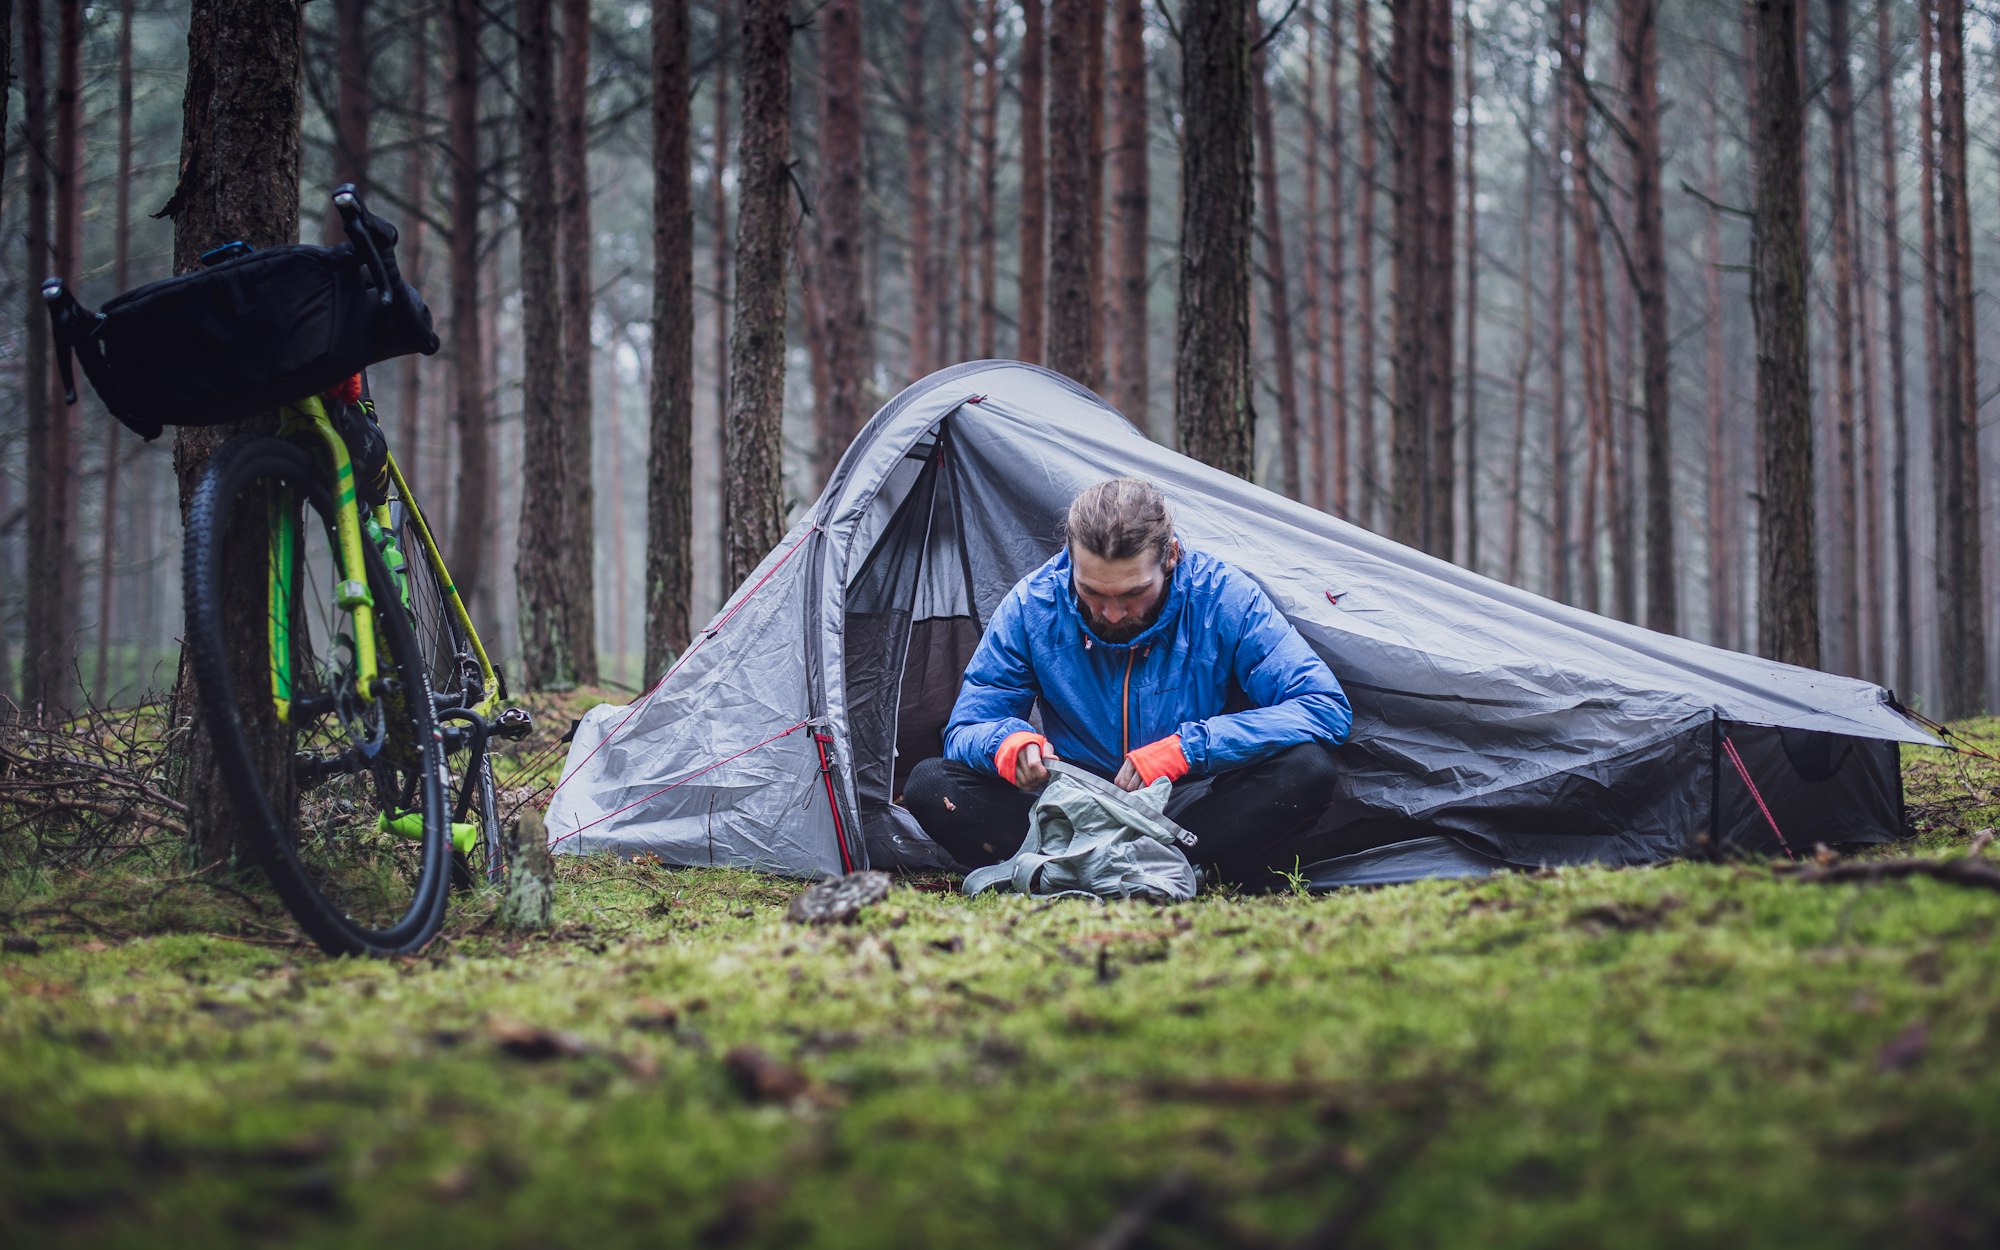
top-left (272, 397), bottom-right (380, 717)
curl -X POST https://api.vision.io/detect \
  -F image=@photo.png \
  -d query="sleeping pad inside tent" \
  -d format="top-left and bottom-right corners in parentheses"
top-left (545, 361), bottom-right (1936, 888)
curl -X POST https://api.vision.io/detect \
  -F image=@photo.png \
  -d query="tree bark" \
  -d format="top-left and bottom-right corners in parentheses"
top-left (165, 0), bottom-right (304, 867)
top-left (1932, 0), bottom-right (1985, 716)
top-left (1822, 0), bottom-right (1860, 674)
top-left (1420, 0), bottom-right (1454, 558)
top-left (1251, 28), bottom-right (1301, 500)
top-left (645, 0), bottom-right (692, 677)
top-left (1505, 82), bottom-right (1534, 587)
top-left (711, 0), bottom-right (733, 605)
top-left (398, 12), bottom-right (430, 505)
top-left (816, 0), bottom-right (867, 472)
top-left (0, 0), bottom-right (12, 704)
top-left (1047, 0), bottom-right (1098, 387)
top-left (1325, 0), bottom-right (1351, 515)
top-left (1546, 69), bottom-right (1570, 604)
top-left (1106, 0), bottom-right (1147, 424)
top-left (1751, 0), bottom-right (1819, 668)
top-left (333, 0), bottom-right (369, 197)
top-left (1086, 0), bottom-right (1106, 384)
top-left (1390, 0), bottom-right (1452, 556)
top-left (1875, 0), bottom-right (1911, 696)
top-left (976, 0), bottom-right (1000, 358)
top-left (1354, 0), bottom-right (1379, 524)
top-left (95, 0), bottom-right (135, 698)
top-left (726, 0), bottom-right (792, 586)
top-left (1018, 0), bottom-right (1047, 364)
top-left (41, 0), bottom-right (84, 712)
top-left (516, 0), bottom-right (582, 689)
top-left (447, 0), bottom-right (492, 638)
top-left (1175, 0), bottom-right (1253, 478)
top-left (20, 0), bottom-right (55, 715)
top-left (557, 0), bottom-right (599, 684)
top-left (1703, 96), bottom-right (1732, 647)
top-left (1301, 3), bottom-right (1328, 509)
top-left (903, 0), bottom-right (932, 379)
top-left (1459, 7), bottom-right (1477, 571)
top-left (1622, 0), bottom-right (1673, 633)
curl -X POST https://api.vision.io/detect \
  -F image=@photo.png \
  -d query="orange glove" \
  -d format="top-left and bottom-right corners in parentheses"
top-left (1124, 734), bottom-right (1190, 786)
top-left (994, 731), bottom-right (1053, 786)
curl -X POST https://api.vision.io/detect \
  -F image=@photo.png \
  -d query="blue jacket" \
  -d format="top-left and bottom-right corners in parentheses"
top-left (943, 544), bottom-right (1353, 777)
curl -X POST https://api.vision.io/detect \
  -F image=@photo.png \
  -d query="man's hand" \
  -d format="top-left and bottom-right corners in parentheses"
top-left (1014, 742), bottom-right (1056, 792)
top-left (1113, 759), bottom-right (1144, 792)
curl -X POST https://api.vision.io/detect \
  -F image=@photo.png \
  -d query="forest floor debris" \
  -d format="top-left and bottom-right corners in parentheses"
top-left (1, 700), bottom-right (1999, 1248)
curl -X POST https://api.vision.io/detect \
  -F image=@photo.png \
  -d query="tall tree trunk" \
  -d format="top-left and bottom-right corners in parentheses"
top-left (645, 0), bottom-right (692, 676)
top-left (1566, 0), bottom-right (1616, 614)
top-left (1018, 0), bottom-right (1046, 363)
top-left (977, 0), bottom-right (1000, 358)
top-left (1251, 27), bottom-right (1301, 500)
top-left (516, 0), bottom-right (581, 689)
top-left (1047, 0), bottom-right (1098, 386)
top-left (953, 20), bottom-right (975, 362)
top-left (0, 0), bottom-right (11, 703)
top-left (447, 0), bottom-right (491, 636)
top-left (1326, 0), bottom-right (1351, 515)
top-left (398, 12), bottom-right (429, 504)
top-left (1622, 0), bottom-right (1674, 633)
top-left (95, 0), bottom-right (135, 698)
top-left (1546, 122), bottom-right (1570, 603)
top-left (1505, 89), bottom-right (1534, 587)
top-left (1354, 0), bottom-right (1378, 524)
top-left (1918, 0), bottom-right (1942, 698)
top-left (1704, 96), bottom-right (1732, 647)
top-left (1107, 0), bottom-right (1147, 424)
top-left (1751, 0), bottom-right (1820, 668)
top-left (42, 0), bottom-right (82, 711)
top-left (1459, 7), bottom-right (1477, 571)
top-left (166, 0), bottom-right (304, 866)
top-left (903, 0), bottom-right (932, 379)
top-left (327, 0), bottom-right (370, 243)
top-left (726, 0), bottom-right (792, 586)
top-left (1388, 0), bottom-right (1427, 547)
top-left (20, 0), bottom-right (54, 715)
top-left (1175, 0), bottom-right (1253, 477)
top-left (816, 0), bottom-right (866, 475)
top-left (711, 0), bottom-right (733, 605)
top-left (1301, 3), bottom-right (1328, 509)
top-left (1420, 0), bottom-right (1454, 557)
top-left (1823, 0), bottom-right (1860, 674)
top-left (1933, 0), bottom-right (1985, 716)
top-left (1085, 0), bottom-right (1107, 383)
top-left (557, 0), bottom-right (599, 683)
top-left (1875, 0), bottom-right (1912, 696)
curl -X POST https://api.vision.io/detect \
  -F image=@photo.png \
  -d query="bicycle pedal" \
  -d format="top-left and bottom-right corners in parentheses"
top-left (494, 707), bottom-right (534, 741)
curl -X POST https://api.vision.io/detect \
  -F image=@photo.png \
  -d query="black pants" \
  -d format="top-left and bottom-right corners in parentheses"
top-left (901, 744), bottom-right (1341, 888)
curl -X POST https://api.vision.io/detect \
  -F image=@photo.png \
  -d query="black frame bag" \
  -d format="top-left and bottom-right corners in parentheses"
top-left (44, 186), bottom-right (440, 441)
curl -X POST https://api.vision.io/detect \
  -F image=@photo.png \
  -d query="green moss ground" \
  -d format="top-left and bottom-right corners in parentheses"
top-left (3, 710), bottom-right (1999, 1248)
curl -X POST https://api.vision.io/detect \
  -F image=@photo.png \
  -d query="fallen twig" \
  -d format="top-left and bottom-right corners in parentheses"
top-left (1783, 857), bottom-right (2000, 893)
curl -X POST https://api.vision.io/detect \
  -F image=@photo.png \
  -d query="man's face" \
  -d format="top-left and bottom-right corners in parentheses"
top-left (1071, 546), bottom-right (1174, 644)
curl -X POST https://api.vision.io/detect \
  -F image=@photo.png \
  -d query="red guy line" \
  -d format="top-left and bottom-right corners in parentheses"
top-left (546, 525), bottom-right (819, 806)
top-left (549, 718), bottom-right (815, 846)
top-left (1721, 734), bottom-right (1795, 862)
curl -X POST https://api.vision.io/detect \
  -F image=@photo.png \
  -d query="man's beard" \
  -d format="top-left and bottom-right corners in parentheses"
top-left (1081, 597), bottom-right (1165, 644)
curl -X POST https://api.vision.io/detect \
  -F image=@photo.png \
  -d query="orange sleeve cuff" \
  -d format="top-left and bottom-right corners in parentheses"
top-left (994, 731), bottom-right (1051, 785)
top-left (1125, 734), bottom-right (1190, 786)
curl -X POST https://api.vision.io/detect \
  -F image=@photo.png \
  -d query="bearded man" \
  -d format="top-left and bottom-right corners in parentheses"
top-left (901, 477), bottom-right (1353, 886)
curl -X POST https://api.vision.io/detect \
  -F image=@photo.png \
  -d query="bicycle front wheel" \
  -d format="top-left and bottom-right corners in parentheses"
top-left (184, 436), bottom-right (450, 956)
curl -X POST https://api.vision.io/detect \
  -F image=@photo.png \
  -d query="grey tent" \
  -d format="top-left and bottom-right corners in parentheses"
top-left (546, 361), bottom-right (1933, 887)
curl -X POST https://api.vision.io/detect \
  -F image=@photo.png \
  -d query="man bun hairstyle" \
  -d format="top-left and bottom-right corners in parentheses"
top-left (1065, 477), bottom-right (1176, 566)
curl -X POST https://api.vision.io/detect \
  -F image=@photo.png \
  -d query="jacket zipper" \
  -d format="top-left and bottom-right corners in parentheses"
top-left (1121, 650), bottom-right (1135, 756)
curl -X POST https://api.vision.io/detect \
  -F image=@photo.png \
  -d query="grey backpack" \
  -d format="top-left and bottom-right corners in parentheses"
top-left (962, 761), bottom-right (1200, 901)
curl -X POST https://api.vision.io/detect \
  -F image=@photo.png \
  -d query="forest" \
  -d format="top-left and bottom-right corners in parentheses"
top-left (0, 0), bottom-right (1993, 717)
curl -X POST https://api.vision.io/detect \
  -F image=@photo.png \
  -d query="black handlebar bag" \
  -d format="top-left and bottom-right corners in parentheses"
top-left (48, 238), bottom-right (440, 441)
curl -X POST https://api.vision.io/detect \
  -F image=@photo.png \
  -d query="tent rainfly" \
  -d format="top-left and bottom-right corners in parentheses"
top-left (545, 361), bottom-right (1935, 887)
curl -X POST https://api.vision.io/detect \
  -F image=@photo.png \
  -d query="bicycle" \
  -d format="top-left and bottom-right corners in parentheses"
top-left (43, 185), bottom-right (531, 956)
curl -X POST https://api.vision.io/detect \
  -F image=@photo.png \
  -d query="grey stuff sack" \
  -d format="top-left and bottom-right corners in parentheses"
top-left (962, 761), bottom-right (1200, 901)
